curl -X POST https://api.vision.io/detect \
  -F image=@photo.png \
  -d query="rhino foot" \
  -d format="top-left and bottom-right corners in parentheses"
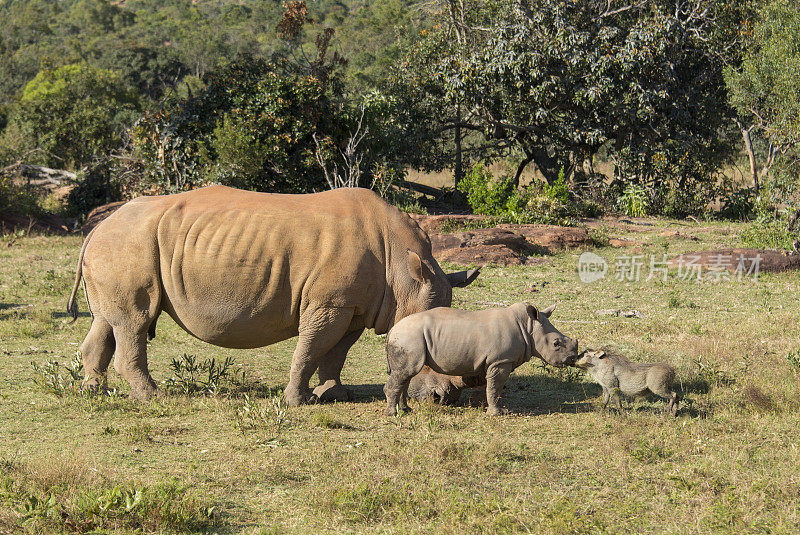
top-left (486, 406), bottom-right (509, 417)
top-left (129, 383), bottom-right (158, 401)
top-left (313, 380), bottom-right (353, 403)
top-left (385, 405), bottom-right (412, 417)
top-left (285, 389), bottom-right (318, 407)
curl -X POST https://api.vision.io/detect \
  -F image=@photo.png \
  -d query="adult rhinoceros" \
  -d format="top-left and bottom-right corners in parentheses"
top-left (67, 185), bottom-right (478, 405)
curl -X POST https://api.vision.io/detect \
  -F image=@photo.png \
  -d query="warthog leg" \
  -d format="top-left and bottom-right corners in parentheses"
top-left (80, 316), bottom-right (115, 392)
top-left (285, 307), bottom-right (355, 407)
top-left (314, 328), bottom-right (364, 402)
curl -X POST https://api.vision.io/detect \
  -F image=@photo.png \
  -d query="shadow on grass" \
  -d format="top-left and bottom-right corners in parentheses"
top-left (503, 375), bottom-right (601, 415)
top-left (0, 303), bottom-right (90, 321)
top-left (344, 375), bottom-right (602, 415)
top-left (51, 311), bottom-right (91, 319)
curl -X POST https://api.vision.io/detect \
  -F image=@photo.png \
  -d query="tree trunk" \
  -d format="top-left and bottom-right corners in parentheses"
top-left (738, 122), bottom-right (759, 192)
top-left (513, 152), bottom-right (534, 187)
top-left (454, 103), bottom-right (463, 187)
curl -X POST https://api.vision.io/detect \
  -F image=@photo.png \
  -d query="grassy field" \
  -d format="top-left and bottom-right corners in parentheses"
top-left (1, 218), bottom-right (800, 534)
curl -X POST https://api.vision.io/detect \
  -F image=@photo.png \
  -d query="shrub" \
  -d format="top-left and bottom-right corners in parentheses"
top-left (66, 160), bottom-right (123, 217)
top-left (11, 63), bottom-right (139, 170)
top-left (617, 184), bottom-right (649, 217)
top-left (457, 161), bottom-right (520, 216)
top-left (740, 212), bottom-right (796, 249)
top-left (719, 187), bottom-right (756, 220)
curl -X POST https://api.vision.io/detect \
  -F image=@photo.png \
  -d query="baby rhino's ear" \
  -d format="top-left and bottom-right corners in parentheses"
top-left (525, 304), bottom-right (539, 321)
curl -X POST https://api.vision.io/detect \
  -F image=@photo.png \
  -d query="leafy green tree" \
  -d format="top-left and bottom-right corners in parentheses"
top-left (727, 0), bottom-right (800, 183)
top-left (394, 0), bottom-right (741, 214)
top-left (10, 63), bottom-right (139, 169)
top-left (133, 57), bottom-right (353, 193)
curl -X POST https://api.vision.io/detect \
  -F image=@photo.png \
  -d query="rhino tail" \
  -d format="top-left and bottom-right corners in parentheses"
top-left (67, 227), bottom-right (97, 323)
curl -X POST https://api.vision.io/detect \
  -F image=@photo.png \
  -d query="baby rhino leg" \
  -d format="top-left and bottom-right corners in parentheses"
top-left (384, 343), bottom-right (424, 416)
top-left (485, 362), bottom-right (514, 416)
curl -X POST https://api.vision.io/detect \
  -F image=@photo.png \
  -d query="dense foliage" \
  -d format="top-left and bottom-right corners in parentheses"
top-left (1, 0), bottom-right (800, 224)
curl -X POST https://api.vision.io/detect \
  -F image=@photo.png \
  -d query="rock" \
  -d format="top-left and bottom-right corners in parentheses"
top-left (596, 309), bottom-right (643, 318)
top-left (499, 224), bottom-right (593, 250)
top-left (667, 248), bottom-right (800, 273)
top-left (412, 214), bottom-right (594, 266)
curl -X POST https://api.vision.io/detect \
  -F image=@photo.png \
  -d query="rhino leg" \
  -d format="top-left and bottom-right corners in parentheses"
top-left (313, 328), bottom-right (363, 402)
top-left (384, 343), bottom-right (424, 416)
top-left (285, 307), bottom-right (355, 407)
top-left (80, 316), bottom-right (115, 392)
top-left (485, 362), bottom-right (513, 416)
top-left (112, 325), bottom-right (157, 400)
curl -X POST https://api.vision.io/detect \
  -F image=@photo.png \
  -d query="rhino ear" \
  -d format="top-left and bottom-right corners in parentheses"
top-left (407, 250), bottom-right (426, 283)
top-left (525, 304), bottom-right (539, 321)
top-left (445, 267), bottom-right (481, 288)
top-left (541, 304), bottom-right (556, 318)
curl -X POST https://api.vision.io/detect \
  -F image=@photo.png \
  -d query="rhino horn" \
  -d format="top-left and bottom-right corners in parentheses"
top-left (445, 267), bottom-right (481, 288)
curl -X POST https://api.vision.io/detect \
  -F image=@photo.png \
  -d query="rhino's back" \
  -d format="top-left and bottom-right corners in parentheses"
top-left (390, 306), bottom-right (523, 375)
top-left (156, 186), bottom-right (427, 346)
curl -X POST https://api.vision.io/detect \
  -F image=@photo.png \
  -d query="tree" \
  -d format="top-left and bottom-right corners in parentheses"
top-left (10, 63), bottom-right (139, 169)
top-left (395, 0), bottom-right (740, 213)
top-left (726, 0), bottom-right (800, 191)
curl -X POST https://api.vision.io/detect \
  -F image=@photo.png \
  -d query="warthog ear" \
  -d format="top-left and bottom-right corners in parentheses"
top-left (445, 267), bottom-right (481, 288)
top-left (541, 304), bottom-right (556, 318)
top-left (407, 250), bottom-right (427, 283)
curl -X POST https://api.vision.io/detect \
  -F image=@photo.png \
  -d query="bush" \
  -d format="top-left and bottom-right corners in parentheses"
top-left (457, 161), bottom-right (521, 216)
top-left (617, 184), bottom-right (649, 217)
top-left (66, 160), bottom-right (123, 217)
top-left (740, 212), bottom-right (796, 249)
top-left (10, 63), bottom-right (139, 170)
top-left (720, 187), bottom-right (756, 220)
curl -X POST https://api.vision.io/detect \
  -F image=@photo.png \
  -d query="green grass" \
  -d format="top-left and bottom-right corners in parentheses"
top-left (1, 220), bottom-right (800, 533)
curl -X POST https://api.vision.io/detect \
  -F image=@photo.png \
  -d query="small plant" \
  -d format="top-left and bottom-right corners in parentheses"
top-left (30, 354), bottom-right (84, 397)
top-left (693, 355), bottom-right (734, 388)
top-left (617, 184), bottom-right (649, 217)
top-left (787, 350), bottom-right (800, 378)
top-left (312, 410), bottom-right (350, 429)
top-left (234, 392), bottom-right (291, 437)
top-left (719, 187), bottom-right (756, 220)
top-left (163, 354), bottom-right (243, 395)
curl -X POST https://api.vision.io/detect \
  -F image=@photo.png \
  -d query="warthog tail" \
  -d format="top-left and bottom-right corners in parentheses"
top-left (67, 227), bottom-right (97, 323)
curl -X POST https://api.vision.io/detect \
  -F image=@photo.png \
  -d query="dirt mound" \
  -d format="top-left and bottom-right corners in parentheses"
top-left (412, 215), bottom-right (594, 266)
top-left (667, 248), bottom-right (800, 273)
top-left (81, 201), bottom-right (126, 233)
top-left (431, 228), bottom-right (534, 266)
top-left (0, 212), bottom-right (70, 234)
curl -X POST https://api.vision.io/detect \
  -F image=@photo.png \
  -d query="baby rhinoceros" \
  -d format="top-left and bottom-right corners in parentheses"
top-left (575, 349), bottom-right (679, 416)
top-left (384, 303), bottom-right (579, 416)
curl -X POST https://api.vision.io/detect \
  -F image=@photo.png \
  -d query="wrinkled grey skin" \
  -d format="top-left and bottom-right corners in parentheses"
top-left (66, 186), bottom-right (480, 405)
top-left (407, 366), bottom-right (486, 405)
top-left (574, 349), bottom-right (678, 416)
top-left (384, 302), bottom-right (579, 416)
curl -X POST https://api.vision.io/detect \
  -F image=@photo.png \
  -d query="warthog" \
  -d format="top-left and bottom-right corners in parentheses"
top-left (67, 186), bottom-right (479, 404)
top-left (407, 366), bottom-right (487, 405)
top-left (384, 303), bottom-right (579, 416)
top-left (574, 349), bottom-right (679, 415)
